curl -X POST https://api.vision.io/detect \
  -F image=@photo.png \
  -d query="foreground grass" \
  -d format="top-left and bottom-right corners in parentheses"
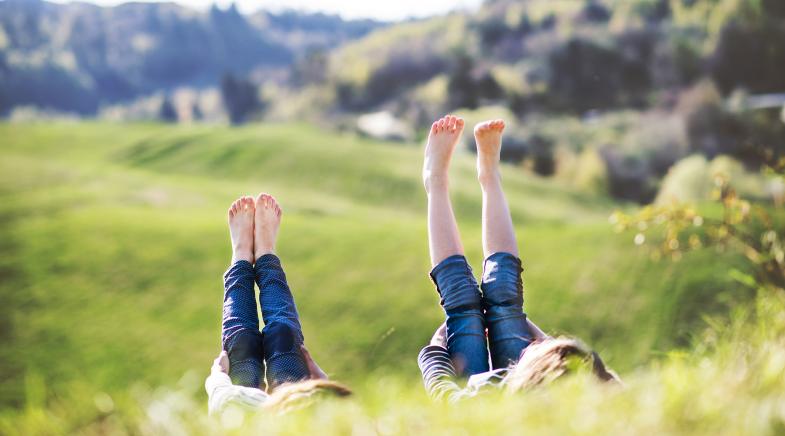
top-left (4, 293), bottom-right (784, 435)
top-left (0, 121), bottom-right (763, 433)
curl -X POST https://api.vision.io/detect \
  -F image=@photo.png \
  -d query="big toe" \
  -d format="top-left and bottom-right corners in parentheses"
top-left (437, 117), bottom-right (446, 132)
top-left (241, 196), bottom-right (253, 210)
top-left (256, 193), bottom-right (269, 208)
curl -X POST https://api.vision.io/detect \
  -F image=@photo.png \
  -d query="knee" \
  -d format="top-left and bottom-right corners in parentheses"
top-left (262, 321), bottom-right (303, 356)
top-left (224, 330), bottom-right (264, 363)
top-left (481, 254), bottom-right (523, 306)
top-left (482, 281), bottom-right (523, 307)
top-left (431, 255), bottom-right (482, 311)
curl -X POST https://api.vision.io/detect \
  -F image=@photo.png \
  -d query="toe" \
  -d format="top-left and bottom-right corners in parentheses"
top-left (431, 122), bottom-right (438, 134)
top-left (256, 193), bottom-right (268, 207)
top-left (456, 118), bottom-right (465, 129)
top-left (437, 118), bottom-right (445, 132)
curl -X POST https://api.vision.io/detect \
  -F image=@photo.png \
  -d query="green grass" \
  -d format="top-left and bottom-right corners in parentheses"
top-left (0, 121), bottom-right (769, 434)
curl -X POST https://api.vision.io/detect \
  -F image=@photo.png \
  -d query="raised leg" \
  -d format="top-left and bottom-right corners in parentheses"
top-left (222, 196), bottom-right (265, 388)
top-left (424, 115), bottom-right (489, 376)
top-left (253, 193), bottom-right (310, 390)
top-left (475, 120), bottom-right (518, 258)
top-left (474, 120), bottom-right (532, 368)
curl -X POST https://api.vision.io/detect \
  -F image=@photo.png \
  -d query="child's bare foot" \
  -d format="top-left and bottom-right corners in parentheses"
top-left (254, 193), bottom-right (282, 259)
top-left (474, 119), bottom-right (505, 186)
top-left (423, 114), bottom-right (465, 193)
top-left (228, 196), bottom-right (255, 264)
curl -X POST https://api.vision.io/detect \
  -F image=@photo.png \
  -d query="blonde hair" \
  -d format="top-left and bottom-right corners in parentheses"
top-left (263, 379), bottom-right (352, 413)
top-left (503, 337), bottom-right (621, 392)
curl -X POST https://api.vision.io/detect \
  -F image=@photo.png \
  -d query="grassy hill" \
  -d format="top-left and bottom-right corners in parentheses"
top-left (0, 121), bottom-right (765, 434)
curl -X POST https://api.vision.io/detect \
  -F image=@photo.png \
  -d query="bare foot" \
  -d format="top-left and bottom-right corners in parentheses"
top-left (423, 114), bottom-right (465, 193)
top-left (228, 196), bottom-right (255, 264)
top-left (474, 119), bottom-right (505, 186)
top-left (254, 193), bottom-right (282, 259)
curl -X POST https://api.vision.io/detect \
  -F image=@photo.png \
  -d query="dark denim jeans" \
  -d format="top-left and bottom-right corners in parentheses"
top-left (222, 254), bottom-right (310, 390)
top-left (482, 252), bottom-right (533, 368)
top-left (430, 252), bottom-right (532, 376)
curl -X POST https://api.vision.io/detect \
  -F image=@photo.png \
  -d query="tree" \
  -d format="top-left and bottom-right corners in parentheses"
top-left (159, 96), bottom-right (178, 123)
top-left (446, 55), bottom-right (479, 110)
top-left (220, 72), bottom-right (261, 125)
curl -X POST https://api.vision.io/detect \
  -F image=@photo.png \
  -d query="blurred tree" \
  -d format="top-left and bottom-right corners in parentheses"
top-left (711, 21), bottom-right (785, 95)
top-left (158, 97), bottom-right (178, 123)
top-left (548, 37), bottom-right (651, 112)
top-left (364, 52), bottom-right (447, 110)
top-left (529, 135), bottom-right (556, 176)
top-left (447, 55), bottom-right (479, 110)
top-left (677, 81), bottom-right (746, 159)
top-left (221, 72), bottom-right (262, 125)
top-left (579, 1), bottom-right (611, 23)
top-left (290, 48), bottom-right (329, 87)
top-left (192, 103), bottom-right (203, 121)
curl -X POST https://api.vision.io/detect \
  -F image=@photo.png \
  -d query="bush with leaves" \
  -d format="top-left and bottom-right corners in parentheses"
top-left (611, 174), bottom-right (784, 291)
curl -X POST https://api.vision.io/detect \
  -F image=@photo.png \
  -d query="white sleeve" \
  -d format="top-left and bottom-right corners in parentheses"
top-left (205, 370), bottom-right (269, 415)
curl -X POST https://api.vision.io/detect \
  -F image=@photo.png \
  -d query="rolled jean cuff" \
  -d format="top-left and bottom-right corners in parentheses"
top-left (481, 252), bottom-right (523, 307)
top-left (255, 253), bottom-right (282, 269)
top-left (430, 254), bottom-right (482, 311)
top-left (224, 259), bottom-right (255, 281)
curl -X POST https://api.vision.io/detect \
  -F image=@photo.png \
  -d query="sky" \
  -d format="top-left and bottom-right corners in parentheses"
top-left (48, 0), bottom-right (484, 21)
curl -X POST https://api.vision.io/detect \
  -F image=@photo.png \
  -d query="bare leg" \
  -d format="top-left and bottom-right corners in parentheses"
top-left (252, 193), bottom-right (310, 390)
top-left (223, 196), bottom-right (265, 388)
top-left (423, 114), bottom-right (466, 266)
top-left (475, 120), bottom-right (532, 368)
top-left (474, 119), bottom-right (518, 258)
top-left (423, 115), bottom-right (490, 376)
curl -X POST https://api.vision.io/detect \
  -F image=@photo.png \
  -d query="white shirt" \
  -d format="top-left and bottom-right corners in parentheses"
top-left (204, 369), bottom-right (268, 415)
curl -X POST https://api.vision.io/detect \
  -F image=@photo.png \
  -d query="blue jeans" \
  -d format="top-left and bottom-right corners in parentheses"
top-left (430, 253), bottom-right (532, 376)
top-left (222, 254), bottom-right (310, 390)
top-left (482, 252), bottom-right (532, 369)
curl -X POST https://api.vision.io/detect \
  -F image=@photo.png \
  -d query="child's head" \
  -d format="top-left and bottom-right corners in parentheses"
top-left (502, 337), bottom-right (621, 392)
top-left (264, 379), bottom-right (352, 413)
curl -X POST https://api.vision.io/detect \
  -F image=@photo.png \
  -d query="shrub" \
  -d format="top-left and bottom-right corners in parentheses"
top-left (573, 147), bottom-right (609, 194)
top-left (221, 73), bottom-right (262, 125)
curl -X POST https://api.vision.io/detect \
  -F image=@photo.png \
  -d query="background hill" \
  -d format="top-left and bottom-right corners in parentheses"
top-left (0, 0), bottom-right (382, 114)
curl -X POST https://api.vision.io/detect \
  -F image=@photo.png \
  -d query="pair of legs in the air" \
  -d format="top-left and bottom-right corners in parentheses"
top-left (424, 116), bottom-right (533, 375)
top-left (222, 194), bottom-right (317, 391)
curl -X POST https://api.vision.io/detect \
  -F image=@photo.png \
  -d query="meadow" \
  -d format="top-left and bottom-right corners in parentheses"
top-left (0, 121), bottom-right (781, 435)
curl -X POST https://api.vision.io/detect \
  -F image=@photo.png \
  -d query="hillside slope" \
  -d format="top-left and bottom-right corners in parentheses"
top-left (0, 121), bottom-right (748, 410)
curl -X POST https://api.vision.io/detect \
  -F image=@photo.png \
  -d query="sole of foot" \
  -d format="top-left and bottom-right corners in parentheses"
top-left (423, 114), bottom-right (465, 192)
top-left (254, 193), bottom-right (282, 260)
top-left (474, 119), bottom-right (505, 185)
top-left (228, 196), bottom-right (255, 264)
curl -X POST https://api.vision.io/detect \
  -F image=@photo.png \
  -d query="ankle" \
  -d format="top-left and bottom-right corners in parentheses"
top-left (477, 168), bottom-right (501, 188)
top-left (423, 172), bottom-right (449, 194)
top-left (232, 247), bottom-right (254, 264)
top-left (254, 247), bottom-right (275, 260)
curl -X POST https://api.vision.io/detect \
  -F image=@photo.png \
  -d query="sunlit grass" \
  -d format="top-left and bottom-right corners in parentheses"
top-left (0, 121), bottom-right (763, 434)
